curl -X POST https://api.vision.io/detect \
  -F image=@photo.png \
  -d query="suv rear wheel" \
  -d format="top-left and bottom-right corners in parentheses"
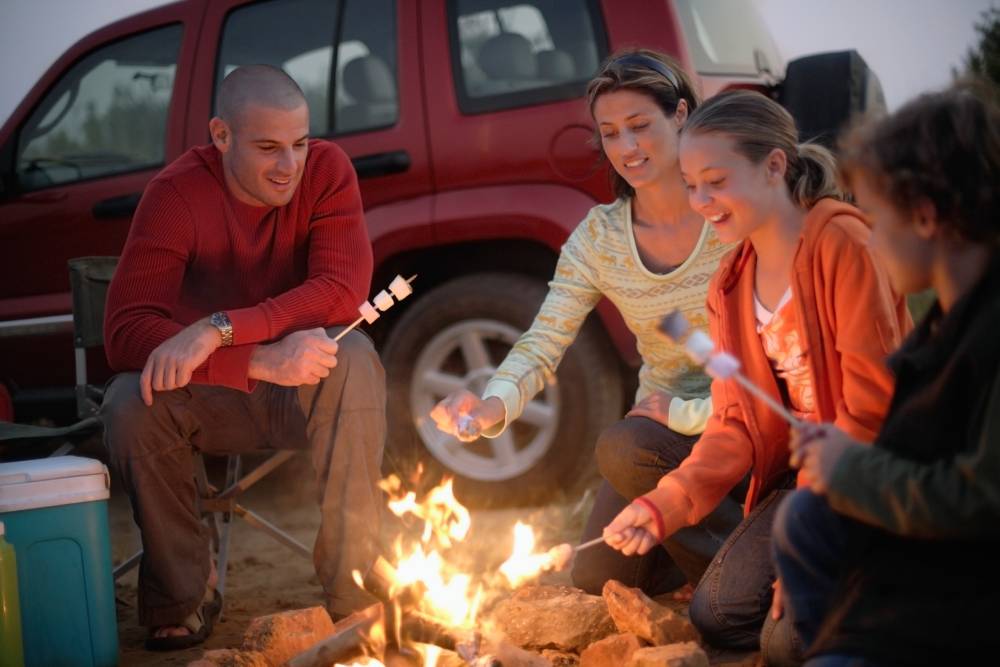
top-left (382, 272), bottom-right (624, 507)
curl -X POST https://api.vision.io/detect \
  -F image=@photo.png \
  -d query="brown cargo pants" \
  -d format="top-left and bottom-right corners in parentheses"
top-left (101, 328), bottom-right (385, 627)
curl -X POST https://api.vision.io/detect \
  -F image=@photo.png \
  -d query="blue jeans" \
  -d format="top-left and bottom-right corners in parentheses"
top-left (688, 484), bottom-right (799, 661)
top-left (771, 489), bottom-right (850, 664)
top-left (571, 417), bottom-right (744, 595)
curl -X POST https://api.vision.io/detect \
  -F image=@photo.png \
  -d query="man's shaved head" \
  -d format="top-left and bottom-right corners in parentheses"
top-left (217, 64), bottom-right (307, 130)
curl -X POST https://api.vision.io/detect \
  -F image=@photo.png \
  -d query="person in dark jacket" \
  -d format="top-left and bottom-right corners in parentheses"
top-left (773, 80), bottom-right (1000, 666)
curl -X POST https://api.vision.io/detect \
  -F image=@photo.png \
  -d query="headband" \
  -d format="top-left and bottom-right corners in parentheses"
top-left (611, 54), bottom-right (682, 92)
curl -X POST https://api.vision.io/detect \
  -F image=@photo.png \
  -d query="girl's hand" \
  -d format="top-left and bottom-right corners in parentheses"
top-left (603, 489), bottom-right (679, 556)
top-left (603, 501), bottom-right (660, 555)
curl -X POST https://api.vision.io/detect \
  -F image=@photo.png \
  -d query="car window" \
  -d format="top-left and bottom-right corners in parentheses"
top-left (216, 0), bottom-right (397, 137)
top-left (449, 0), bottom-right (607, 114)
top-left (15, 24), bottom-right (182, 192)
top-left (673, 0), bottom-right (782, 78)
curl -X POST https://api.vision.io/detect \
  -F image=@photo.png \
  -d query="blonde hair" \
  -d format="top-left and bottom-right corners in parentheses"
top-left (682, 89), bottom-right (841, 209)
top-left (587, 48), bottom-right (700, 200)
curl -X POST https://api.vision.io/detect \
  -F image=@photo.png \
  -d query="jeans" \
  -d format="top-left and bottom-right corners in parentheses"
top-left (102, 327), bottom-right (386, 626)
top-left (571, 416), bottom-right (744, 595)
top-left (688, 485), bottom-right (798, 659)
top-left (770, 489), bottom-right (850, 666)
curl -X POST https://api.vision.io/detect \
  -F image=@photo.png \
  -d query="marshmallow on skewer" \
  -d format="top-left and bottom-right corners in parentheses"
top-left (705, 350), bottom-right (741, 380)
top-left (456, 414), bottom-right (481, 441)
top-left (373, 289), bottom-right (394, 312)
top-left (358, 301), bottom-right (380, 324)
top-left (658, 309), bottom-right (803, 428)
top-left (389, 274), bottom-right (413, 300)
top-left (335, 274), bottom-right (418, 342)
top-left (685, 330), bottom-right (715, 364)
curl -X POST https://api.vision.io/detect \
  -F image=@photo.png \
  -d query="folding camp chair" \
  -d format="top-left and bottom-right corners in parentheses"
top-left (65, 257), bottom-right (311, 607)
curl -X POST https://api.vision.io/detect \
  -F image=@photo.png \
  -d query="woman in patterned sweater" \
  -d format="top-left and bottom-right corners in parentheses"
top-left (431, 49), bottom-right (740, 597)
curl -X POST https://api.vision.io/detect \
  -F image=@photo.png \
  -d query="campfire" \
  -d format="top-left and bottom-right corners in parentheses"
top-left (191, 473), bottom-right (712, 667)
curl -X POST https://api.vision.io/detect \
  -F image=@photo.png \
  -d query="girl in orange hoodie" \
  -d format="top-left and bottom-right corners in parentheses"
top-left (603, 90), bottom-right (911, 664)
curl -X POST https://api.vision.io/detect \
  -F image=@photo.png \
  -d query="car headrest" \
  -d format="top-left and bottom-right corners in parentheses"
top-left (536, 49), bottom-right (575, 80)
top-left (478, 32), bottom-right (537, 80)
top-left (343, 55), bottom-right (396, 104)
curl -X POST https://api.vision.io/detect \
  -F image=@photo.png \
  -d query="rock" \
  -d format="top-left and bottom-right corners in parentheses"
top-left (627, 643), bottom-right (709, 667)
top-left (494, 642), bottom-right (552, 667)
top-left (187, 649), bottom-right (272, 667)
top-left (542, 649), bottom-right (580, 666)
top-left (603, 580), bottom-right (699, 645)
top-left (491, 585), bottom-right (617, 652)
top-left (241, 606), bottom-right (335, 665)
top-left (579, 632), bottom-right (645, 667)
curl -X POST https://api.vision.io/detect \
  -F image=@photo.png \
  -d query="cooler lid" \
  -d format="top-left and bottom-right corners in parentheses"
top-left (0, 455), bottom-right (110, 512)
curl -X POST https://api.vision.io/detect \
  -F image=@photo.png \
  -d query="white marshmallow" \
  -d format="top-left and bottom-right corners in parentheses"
top-left (685, 330), bottom-right (716, 364)
top-left (456, 415), bottom-right (481, 441)
top-left (388, 274), bottom-right (413, 300)
top-left (358, 301), bottom-right (380, 324)
top-left (373, 290), bottom-right (394, 311)
top-left (706, 351), bottom-right (741, 379)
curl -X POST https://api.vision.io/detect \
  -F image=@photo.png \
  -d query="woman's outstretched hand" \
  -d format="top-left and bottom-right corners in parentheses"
top-left (430, 390), bottom-right (505, 442)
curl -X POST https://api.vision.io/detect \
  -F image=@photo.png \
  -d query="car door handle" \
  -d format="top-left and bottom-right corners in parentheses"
top-left (351, 150), bottom-right (410, 179)
top-left (93, 192), bottom-right (142, 220)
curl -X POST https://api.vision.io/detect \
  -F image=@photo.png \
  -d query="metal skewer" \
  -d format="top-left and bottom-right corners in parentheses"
top-left (573, 536), bottom-right (606, 552)
top-left (332, 274), bottom-right (417, 342)
top-left (732, 373), bottom-right (804, 429)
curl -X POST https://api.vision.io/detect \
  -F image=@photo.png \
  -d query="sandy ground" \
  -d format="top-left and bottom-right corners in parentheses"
top-left (110, 453), bottom-right (597, 667)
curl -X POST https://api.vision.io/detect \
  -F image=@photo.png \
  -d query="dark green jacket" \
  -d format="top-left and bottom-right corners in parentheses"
top-left (813, 256), bottom-right (1000, 665)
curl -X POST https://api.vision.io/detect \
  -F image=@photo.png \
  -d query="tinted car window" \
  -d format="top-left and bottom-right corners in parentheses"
top-left (15, 24), bottom-right (182, 191)
top-left (449, 0), bottom-right (606, 114)
top-left (216, 0), bottom-right (397, 137)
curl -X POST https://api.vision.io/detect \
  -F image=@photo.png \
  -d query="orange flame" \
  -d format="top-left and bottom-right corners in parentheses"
top-left (498, 521), bottom-right (563, 587)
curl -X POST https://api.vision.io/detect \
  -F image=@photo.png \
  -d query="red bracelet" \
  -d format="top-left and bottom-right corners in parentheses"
top-left (632, 496), bottom-right (667, 542)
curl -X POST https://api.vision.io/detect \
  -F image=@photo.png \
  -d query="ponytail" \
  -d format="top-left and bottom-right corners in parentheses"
top-left (789, 143), bottom-right (841, 208)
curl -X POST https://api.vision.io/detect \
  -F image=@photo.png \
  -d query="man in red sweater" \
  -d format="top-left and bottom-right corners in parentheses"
top-left (102, 64), bottom-right (384, 650)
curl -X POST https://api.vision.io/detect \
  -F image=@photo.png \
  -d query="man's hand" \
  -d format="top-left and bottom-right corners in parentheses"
top-left (248, 328), bottom-right (338, 386)
top-left (626, 390), bottom-right (674, 426)
top-left (140, 319), bottom-right (221, 406)
top-left (430, 390), bottom-right (505, 442)
top-left (789, 423), bottom-right (868, 494)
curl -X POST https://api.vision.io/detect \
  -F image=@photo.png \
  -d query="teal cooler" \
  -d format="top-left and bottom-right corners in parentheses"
top-left (0, 457), bottom-right (118, 666)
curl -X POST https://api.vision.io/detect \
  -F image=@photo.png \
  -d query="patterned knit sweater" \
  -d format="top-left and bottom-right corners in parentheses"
top-left (482, 197), bottom-right (733, 436)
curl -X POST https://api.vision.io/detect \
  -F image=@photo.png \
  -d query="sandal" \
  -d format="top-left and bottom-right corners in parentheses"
top-left (145, 587), bottom-right (222, 652)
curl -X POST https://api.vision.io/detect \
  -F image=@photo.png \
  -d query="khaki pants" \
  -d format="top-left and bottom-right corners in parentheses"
top-left (101, 328), bottom-right (385, 626)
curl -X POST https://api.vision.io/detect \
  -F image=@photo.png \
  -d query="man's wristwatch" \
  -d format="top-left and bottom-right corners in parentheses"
top-left (209, 311), bottom-right (233, 347)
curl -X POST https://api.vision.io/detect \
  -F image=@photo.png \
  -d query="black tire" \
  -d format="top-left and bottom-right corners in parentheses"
top-left (381, 272), bottom-right (624, 507)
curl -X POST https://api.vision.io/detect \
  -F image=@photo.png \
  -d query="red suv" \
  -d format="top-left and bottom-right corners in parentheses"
top-left (0, 0), bottom-right (882, 502)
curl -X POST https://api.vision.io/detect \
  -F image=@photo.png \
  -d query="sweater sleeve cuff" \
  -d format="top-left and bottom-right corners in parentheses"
top-left (227, 306), bottom-right (271, 346)
top-left (667, 396), bottom-right (713, 435)
top-left (206, 345), bottom-right (258, 393)
top-left (480, 380), bottom-right (519, 438)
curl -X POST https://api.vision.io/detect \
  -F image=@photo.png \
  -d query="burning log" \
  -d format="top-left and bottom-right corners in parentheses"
top-left (285, 602), bottom-right (384, 667)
